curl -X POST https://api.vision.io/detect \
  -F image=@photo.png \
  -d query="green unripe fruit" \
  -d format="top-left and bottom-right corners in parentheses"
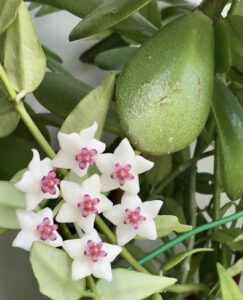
top-left (213, 78), bottom-right (243, 200)
top-left (116, 11), bottom-right (214, 155)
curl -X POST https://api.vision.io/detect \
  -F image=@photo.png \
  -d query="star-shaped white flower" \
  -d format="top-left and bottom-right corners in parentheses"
top-left (103, 193), bottom-right (163, 246)
top-left (15, 149), bottom-right (60, 211)
top-left (52, 122), bottom-right (105, 177)
top-left (95, 138), bottom-right (154, 194)
top-left (63, 229), bottom-right (121, 281)
top-left (12, 208), bottom-right (63, 251)
top-left (56, 174), bottom-right (113, 232)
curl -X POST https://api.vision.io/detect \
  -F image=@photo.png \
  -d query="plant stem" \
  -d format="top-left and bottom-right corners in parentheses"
top-left (199, 0), bottom-right (228, 19)
top-left (95, 215), bottom-right (148, 273)
top-left (213, 138), bottom-right (221, 221)
top-left (82, 291), bottom-right (97, 299)
top-left (87, 276), bottom-right (100, 300)
top-left (59, 223), bottom-right (73, 240)
top-left (133, 210), bottom-right (243, 266)
top-left (0, 64), bottom-right (17, 100)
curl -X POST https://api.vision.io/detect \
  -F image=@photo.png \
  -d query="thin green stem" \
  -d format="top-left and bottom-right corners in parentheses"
top-left (0, 64), bottom-right (17, 100)
top-left (133, 210), bottom-right (243, 266)
top-left (87, 276), bottom-right (100, 300)
top-left (59, 223), bottom-right (73, 240)
top-left (82, 291), bottom-right (96, 299)
top-left (213, 138), bottom-right (221, 221)
top-left (95, 215), bottom-right (148, 273)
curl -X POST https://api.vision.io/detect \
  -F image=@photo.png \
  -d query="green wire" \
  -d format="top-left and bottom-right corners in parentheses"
top-left (132, 210), bottom-right (243, 267)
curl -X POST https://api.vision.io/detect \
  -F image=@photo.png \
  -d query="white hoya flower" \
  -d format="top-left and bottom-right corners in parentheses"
top-left (56, 174), bottom-right (113, 232)
top-left (95, 138), bottom-right (154, 194)
top-left (103, 193), bottom-right (163, 246)
top-left (15, 149), bottom-right (60, 211)
top-left (12, 207), bottom-right (63, 251)
top-left (63, 229), bottom-right (121, 281)
top-left (52, 122), bottom-right (106, 177)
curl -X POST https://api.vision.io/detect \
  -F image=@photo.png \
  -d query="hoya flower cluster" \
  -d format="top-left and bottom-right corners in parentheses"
top-left (13, 123), bottom-right (163, 281)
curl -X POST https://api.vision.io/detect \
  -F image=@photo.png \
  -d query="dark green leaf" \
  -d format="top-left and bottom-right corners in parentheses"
top-left (0, 96), bottom-right (19, 137)
top-left (35, 4), bottom-right (61, 17)
top-left (196, 172), bottom-right (214, 194)
top-left (139, 0), bottom-right (161, 28)
top-left (33, 113), bottom-right (63, 127)
top-left (95, 47), bottom-right (137, 70)
top-left (0, 0), bottom-right (21, 35)
top-left (30, 242), bottom-right (85, 300)
top-left (28, 2), bottom-right (42, 10)
top-left (42, 45), bottom-right (62, 63)
top-left (166, 283), bottom-right (209, 294)
top-left (34, 72), bottom-right (92, 117)
top-left (146, 155), bottom-right (172, 186)
top-left (61, 73), bottom-right (116, 139)
top-left (211, 228), bottom-right (243, 251)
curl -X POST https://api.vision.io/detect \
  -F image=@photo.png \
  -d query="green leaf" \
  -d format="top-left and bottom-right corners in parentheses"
top-left (227, 258), bottom-right (243, 277)
top-left (80, 33), bottom-right (127, 64)
top-left (10, 168), bottom-right (27, 184)
top-left (145, 155), bottom-right (172, 186)
top-left (32, 113), bottom-right (63, 128)
top-left (0, 0), bottom-right (21, 35)
top-left (196, 172), bottom-right (214, 194)
top-left (30, 242), bottom-right (85, 300)
top-left (166, 283), bottom-right (209, 294)
top-left (69, 0), bottom-right (153, 40)
top-left (96, 268), bottom-right (176, 300)
top-left (0, 181), bottom-right (25, 229)
top-left (139, 0), bottom-right (161, 28)
top-left (211, 228), bottom-right (243, 251)
top-left (95, 47), bottom-right (137, 70)
top-left (35, 4), bottom-right (61, 17)
top-left (161, 248), bottom-right (213, 271)
top-left (149, 294), bottom-right (163, 300)
top-left (155, 215), bottom-right (192, 238)
top-left (28, 0), bottom-right (157, 44)
top-left (0, 96), bottom-right (19, 137)
top-left (0, 228), bottom-right (8, 235)
top-left (34, 72), bottom-right (91, 118)
top-left (61, 73), bottom-right (116, 139)
top-left (4, 2), bottom-right (46, 93)
top-left (217, 263), bottom-right (243, 300)
top-left (42, 45), bottom-right (62, 63)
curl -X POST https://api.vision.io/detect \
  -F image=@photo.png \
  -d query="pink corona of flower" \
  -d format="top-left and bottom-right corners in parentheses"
top-left (123, 207), bottom-right (146, 229)
top-left (37, 217), bottom-right (58, 241)
top-left (77, 194), bottom-right (100, 217)
top-left (41, 171), bottom-right (60, 195)
top-left (84, 240), bottom-right (107, 262)
top-left (110, 163), bottom-right (134, 186)
top-left (75, 148), bottom-right (97, 169)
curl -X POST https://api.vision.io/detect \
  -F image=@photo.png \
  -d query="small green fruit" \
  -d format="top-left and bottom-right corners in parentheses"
top-left (116, 11), bottom-right (214, 155)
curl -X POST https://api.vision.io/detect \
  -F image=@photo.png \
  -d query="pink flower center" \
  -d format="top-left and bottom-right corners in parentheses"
top-left (123, 207), bottom-right (146, 229)
top-left (37, 217), bottom-right (58, 241)
top-left (110, 163), bottom-right (134, 186)
top-left (75, 147), bottom-right (98, 170)
top-left (41, 170), bottom-right (60, 195)
top-left (84, 240), bottom-right (107, 262)
top-left (77, 194), bottom-right (100, 217)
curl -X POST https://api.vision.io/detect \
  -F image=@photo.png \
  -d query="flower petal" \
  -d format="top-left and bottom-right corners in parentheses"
top-left (46, 231), bottom-right (63, 248)
top-left (12, 230), bottom-right (38, 251)
top-left (113, 138), bottom-right (135, 164)
top-left (116, 224), bottom-right (136, 246)
top-left (100, 174), bottom-right (119, 192)
top-left (16, 209), bottom-right (37, 230)
top-left (79, 122), bottom-right (97, 143)
top-left (92, 260), bottom-right (112, 281)
top-left (57, 132), bottom-right (83, 152)
top-left (25, 192), bottom-right (44, 211)
top-left (60, 181), bottom-right (83, 206)
top-left (91, 139), bottom-right (106, 154)
top-left (82, 174), bottom-right (100, 196)
top-left (137, 218), bottom-right (157, 240)
top-left (102, 243), bottom-right (122, 262)
top-left (121, 193), bottom-right (142, 209)
top-left (72, 257), bottom-right (92, 281)
top-left (52, 149), bottom-right (77, 170)
top-left (96, 195), bottom-right (113, 213)
top-left (28, 149), bottom-right (41, 171)
top-left (44, 187), bottom-right (60, 200)
top-left (56, 203), bottom-right (81, 223)
top-left (15, 171), bottom-right (40, 193)
top-left (133, 155), bottom-right (154, 174)
top-left (95, 153), bottom-right (114, 174)
top-left (142, 200), bottom-right (163, 218)
top-left (71, 163), bottom-right (89, 177)
top-left (77, 214), bottom-right (95, 232)
top-left (36, 207), bottom-right (54, 223)
top-left (122, 175), bottom-right (140, 194)
top-left (103, 205), bottom-right (125, 226)
top-left (63, 239), bottom-right (86, 259)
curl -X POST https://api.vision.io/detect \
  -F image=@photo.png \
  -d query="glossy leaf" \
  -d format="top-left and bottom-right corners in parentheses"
top-left (28, 0), bottom-right (157, 44)
top-left (70, 0), bottom-right (153, 40)
top-left (0, 96), bottom-right (19, 137)
top-left (33, 113), bottom-right (63, 128)
top-left (161, 248), bottom-right (213, 271)
top-left (34, 72), bottom-right (91, 118)
top-left (212, 78), bottom-right (243, 200)
top-left (196, 172), bottom-right (214, 194)
top-left (80, 33), bottom-right (127, 63)
top-left (0, 181), bottom-right (25, 229)
top-left (4, 2), bottom-right (46, 93)
top-left (61, 73), bottom-right (116, 139)
top-left (117, 11), bottom-right (214, 155)
top-left (139, 0), bottom-right (161, 28)
top-left (35, 4), bottom-right (61, 17)
top-left (149, 294), bottom-right (163, 300)
top-left (96, 268), bottom-right (176, 300)
top-left (0, 0), bottom-right (21, 35)
top-left (42, 45), bottom-right (62, 63)
top-left (146, 155), bottom-right (172, 186)
top-left (155, 215), bottom-right (192, 238)
top-left (217, 263), bottom-right (243, 300)
top-left (95, 47), bottom-right (137, 70)
top-left (214, 18), bottom-right (231, 73)
top-left (30, 242), bottom-right (85, 300)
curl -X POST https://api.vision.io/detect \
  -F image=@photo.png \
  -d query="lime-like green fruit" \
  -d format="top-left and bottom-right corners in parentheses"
top-left (116, 11), bottom-right (214, 155)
